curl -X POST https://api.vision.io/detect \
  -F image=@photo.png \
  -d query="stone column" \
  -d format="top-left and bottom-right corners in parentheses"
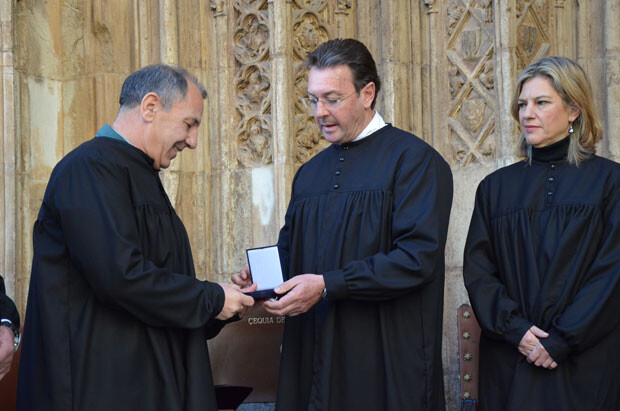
top-left (159, 0), bottom-right (179, 65)
top-left (575, 0), bottom-right (606, 156)
top-left (0, 0), bottom-right (16, 304)
top-left (270, 0), bottom-right (294, 233)
top-left (604, 0), bottom-right (620, 161)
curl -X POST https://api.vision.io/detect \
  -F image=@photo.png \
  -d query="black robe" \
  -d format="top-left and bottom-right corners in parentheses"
top-left (17, 135), bottom-right (226, 411)
top-left (464, 137), bottom-right (620, 410)
top-left (0, 276), bottom-right (19, 328)
top-left (276, 125), bottom-right (453, 411)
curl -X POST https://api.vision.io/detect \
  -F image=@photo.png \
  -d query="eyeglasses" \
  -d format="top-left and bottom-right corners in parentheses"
top-left (301, 91), bottom-right (357, 111)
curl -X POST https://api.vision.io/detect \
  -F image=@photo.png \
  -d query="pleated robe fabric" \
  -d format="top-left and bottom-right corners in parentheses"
top-left (464, 137), bottom-right (620, 411)
top-left (17, 136), bottom-right (226, 411)
top-left (275, 125), bottom-right (453, 411)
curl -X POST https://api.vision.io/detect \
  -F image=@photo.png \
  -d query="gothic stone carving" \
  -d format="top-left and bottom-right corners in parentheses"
top-left (292, 1), bottom-right (331, 165)
top-left (234, 0), bottom-right (273, 167)
top-left (515, 0), bottom-right (551, 71)
top-left (335, 0), bottom-right (352, 15)
top-left (446, 0), bottom-right (497, 167)
top-left (209, 0), bottom-right (225, 16)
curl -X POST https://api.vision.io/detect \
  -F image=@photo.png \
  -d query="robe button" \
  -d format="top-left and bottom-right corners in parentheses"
top-left (343, 146), bottom-right (349, 150)
top-left (548, 177), bottom-right (554, 182)
top-left (333, 184), bottom-right (340, 189)
top-left (335, 170), bottom-right (341, 176)
top-left (547, 191), bottom-right (553, 196)
top-left (551, 164), bottom-right (556, 169)
top-left (339, 157), bottom-right (345, 162)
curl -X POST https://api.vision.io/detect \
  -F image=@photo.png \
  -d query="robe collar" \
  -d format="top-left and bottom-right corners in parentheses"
top-left (336, 123), bottom-right (392, 151)
top-left (352, 111), bottom-right (387, 142)
top-left (531, 135), bottom-right (570, 163)
top-left (95, 124), bottom-right (129, 144)
top-left (95, 124), bottom-right (156, 169)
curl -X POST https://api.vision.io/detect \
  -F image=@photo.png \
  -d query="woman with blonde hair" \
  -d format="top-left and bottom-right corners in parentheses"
top-left (464, 55), bottom-right (620, 410)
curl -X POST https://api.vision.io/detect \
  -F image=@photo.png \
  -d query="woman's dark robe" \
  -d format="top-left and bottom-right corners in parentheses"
top-left (464, 137), bottom-right (620, 411)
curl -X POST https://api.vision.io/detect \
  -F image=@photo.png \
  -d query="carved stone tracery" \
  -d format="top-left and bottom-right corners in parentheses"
top-left (292, 0), bottom-right (331, 165)
top-left (446, 0), bottom-right (497, 167)
top-left (515, 0), bottom-right (551, 71)
top-left (233, 0), bottom-right (272, 167)
top-left (209, 0), bottom-right (226, 16)
top-left (449, 65), bottom-right (466, 97)
top-left (447, 0), bottom-right (464, 36)
top-left (335, 0), bottom-right (352, 15)
top-left (479, 59), bottom-right (494, 91)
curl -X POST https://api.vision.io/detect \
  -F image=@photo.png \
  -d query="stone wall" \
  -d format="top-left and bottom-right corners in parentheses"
top-left (2, 0), bottom-right (619, 409)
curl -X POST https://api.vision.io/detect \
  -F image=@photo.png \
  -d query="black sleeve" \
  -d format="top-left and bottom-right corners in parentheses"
top-left (463, 182), bottom-right (532, 347)
top-left (277, 166), bottom-right (304, 280)
top-left (42, 151), bottom-right (224, 329)
top-left (541, 188), bottom-right (620, 362)
top-left (0, 276), bottom-right (20, 328)
top-left (323, 147), bottom-right (454, 302)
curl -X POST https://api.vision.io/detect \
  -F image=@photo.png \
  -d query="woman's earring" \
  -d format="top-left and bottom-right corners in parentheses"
top-left (568, 122), bottom-right (574, 134)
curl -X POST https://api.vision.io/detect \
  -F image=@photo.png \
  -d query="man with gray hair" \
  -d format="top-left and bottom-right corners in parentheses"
top-left (17, 64), bottom-right (255, 411)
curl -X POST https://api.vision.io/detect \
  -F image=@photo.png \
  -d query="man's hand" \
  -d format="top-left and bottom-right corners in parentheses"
top-left (0, 326), bottom-right (15, 381)
top-left (263, 274), bottom-right (325, 317)
top-left (518, 325), bottom-right (557, 369)
top-left (232, 266), bottom-right (253, 289)
top-left (215, 282), bottom-right (257, 320)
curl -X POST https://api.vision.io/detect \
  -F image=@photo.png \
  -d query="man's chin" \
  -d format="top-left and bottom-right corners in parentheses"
top-left (322, 132), bottom-right (342, 144)
top-left (156, 159), bottom-right (172, 170)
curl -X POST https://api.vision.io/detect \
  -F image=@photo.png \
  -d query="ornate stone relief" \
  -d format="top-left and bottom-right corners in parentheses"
top-left (209, 0), bottom-right (226, 16)
top-left (446, 0), bottom-right (497, 167)
top-left (515, 0), bottom-right (551, 71)
top-left (424, 0), bottom-right (439, 14)
top-left (233, 0), bottom-right (272, 167)
top-left (449, 65), bottom-right (466, 98)
top-left (293, 12), bottom-right (329, 59)
top-left (447, 0), bottom-right (464, 36)
top-left (292, 0), bottom-right (331, 165)
top-left (479, 0), bottom-right (492, 23)
top-left (479, 59), bottom-right (494, 91)
top-left (335, 0), bottom-right (352, 15)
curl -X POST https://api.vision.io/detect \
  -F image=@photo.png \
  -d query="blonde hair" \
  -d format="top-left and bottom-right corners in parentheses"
top-left (510, 56), bottom-right (603, 166)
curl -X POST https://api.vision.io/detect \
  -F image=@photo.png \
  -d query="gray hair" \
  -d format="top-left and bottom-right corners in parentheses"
top-left (119, 64), bottom-right (207, 111)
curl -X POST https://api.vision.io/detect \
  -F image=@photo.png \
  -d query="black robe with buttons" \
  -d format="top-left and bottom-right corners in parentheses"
top-left (464, 137), bottom-right (620, 411)
top-left (275, 125), bottom-right (453, 411)
top-left (17, 136), bottom-right (226, 411)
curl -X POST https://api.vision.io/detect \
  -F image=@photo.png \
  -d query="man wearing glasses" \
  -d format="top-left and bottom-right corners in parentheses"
top-left (235, 39), bottom-right (452, 410)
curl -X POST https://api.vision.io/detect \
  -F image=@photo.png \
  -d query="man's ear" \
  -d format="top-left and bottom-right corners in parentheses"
top-left (361, 82), bottom-right (375, 110)
top-left (141, 92), bottom-right (161, 122)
